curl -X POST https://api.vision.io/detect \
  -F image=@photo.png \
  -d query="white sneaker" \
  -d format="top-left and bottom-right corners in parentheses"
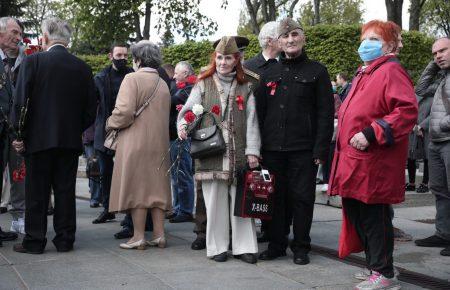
top-left (17, 217), bottom-right (25, 234)
top-left (354, 268), bottom-right (372, 280)
top-left (10, 220), bottom-right (19, 233)
top-left (355, 271), bottom-right (401, 290)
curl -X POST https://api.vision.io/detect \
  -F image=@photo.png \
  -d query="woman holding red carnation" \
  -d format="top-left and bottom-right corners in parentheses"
top-left (177, 36), bottom-right (261, 264)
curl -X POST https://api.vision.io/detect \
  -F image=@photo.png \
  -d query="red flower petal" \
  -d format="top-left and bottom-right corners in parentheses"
top-left (184, 111), bottom-right (196, 124)
top-left (211, 105), bottom-right (220, 115)
top-left (176, 104), bottom-right (184, 112)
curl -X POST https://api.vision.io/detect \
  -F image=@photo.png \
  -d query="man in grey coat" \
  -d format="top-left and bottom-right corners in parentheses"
top-left (415, 37), bottom-right (450, 256)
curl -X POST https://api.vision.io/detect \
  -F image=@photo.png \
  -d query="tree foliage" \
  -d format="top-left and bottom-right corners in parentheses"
top-left (0, 0), bottom-right (29, 17)
top-left (299, 0), bottom-right (364, 27)
top-left (21, 0), bottom-right (59, 38)
top-left (420, 0), bottom-right (450, 36)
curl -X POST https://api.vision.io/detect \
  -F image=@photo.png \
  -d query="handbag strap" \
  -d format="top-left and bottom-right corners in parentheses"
top-left (135, 77), bottom-right (161, 117)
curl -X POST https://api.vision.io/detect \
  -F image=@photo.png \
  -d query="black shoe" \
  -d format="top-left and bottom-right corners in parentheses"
top-left (213, 252), bottom-right (228, 262)
top-left (0, 228), bottom-right (18, 241)
top-left (92, 211), bottom-right (115, 224)
top-left (257, 231), bottom-right (269, 243)
top-left (293, 252), bottom-right (310, 265)
top-left (441, 246), bottom-right (450, 256)
top-left (0, 239), bottom-right (2, 247)
top-left (165, 211), bottom-right (177, 220)
top-left (405, 183), bottom-right (416, 191)
top-left (416, 183), bottom-right (429, 193)
top-left (90, 202), bottom-right (100, 208)
top-left (234, 253), bottom-right (257, 264)
top-left (415, 235), bottom-right (450, 247)
top-left (47, 207), bottom-right (54, 216)
top-left (191, 237), bottom-right (206, 250)
top-left (258, 249), bottom-right (286, 261)
top-left (169, 213), bottom-right (194, 223)
top-left (114, 228), bottom-right (133, 239)
top-left (0, 206), bottom-right (7, 214)
top-left (56, 245), bottom-right (73, 252)
top-left (13, 243), bottom-right (44, 254)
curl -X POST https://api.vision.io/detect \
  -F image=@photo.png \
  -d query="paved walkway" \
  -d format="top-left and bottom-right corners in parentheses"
top-left (0, 178), bottom-right (448, 289)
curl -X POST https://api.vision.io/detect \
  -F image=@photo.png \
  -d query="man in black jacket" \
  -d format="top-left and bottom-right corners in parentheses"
top-left (92, 42), bottom-right (133, 224)
top-left (256, 18), bottom-right (334, 265)
top-left (11, 18), bottom-right (96, 254)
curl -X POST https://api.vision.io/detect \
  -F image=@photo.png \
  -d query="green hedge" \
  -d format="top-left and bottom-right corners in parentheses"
top-left (76, 25), bottom-right (434, 83)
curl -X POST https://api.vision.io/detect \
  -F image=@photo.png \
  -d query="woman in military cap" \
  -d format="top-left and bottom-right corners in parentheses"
top-left (177, 36), bottom-right (261, 263)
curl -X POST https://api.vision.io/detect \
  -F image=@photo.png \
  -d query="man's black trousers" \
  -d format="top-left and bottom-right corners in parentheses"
top-left (263, 150), bottom-right (318, 254)
top-left (342, 198), bottom-right (395, 278)
top-left (23, 148), bottom-right (79, 251)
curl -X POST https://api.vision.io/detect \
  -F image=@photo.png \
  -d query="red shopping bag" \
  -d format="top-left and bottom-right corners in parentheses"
top-left (338, 205), bottom-right (364, 258)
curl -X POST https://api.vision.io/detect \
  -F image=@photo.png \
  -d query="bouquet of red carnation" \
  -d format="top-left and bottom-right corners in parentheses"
top-left (12, 160), bottom-right (26, 182)
top-left (23, 37), bottom-right (42, 55)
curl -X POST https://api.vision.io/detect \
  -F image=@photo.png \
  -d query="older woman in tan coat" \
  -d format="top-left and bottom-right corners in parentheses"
top-left (106, 40), bottom-right (171, 250)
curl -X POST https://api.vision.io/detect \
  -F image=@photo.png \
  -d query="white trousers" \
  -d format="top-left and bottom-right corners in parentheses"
top-left (202, 180), bottom-right (258, 257)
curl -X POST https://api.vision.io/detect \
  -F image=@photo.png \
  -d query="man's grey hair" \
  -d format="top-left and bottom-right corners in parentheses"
top-left (0, 17), bottom-right (18, 33)
top-left (131, 40), bottom-right (162, 69)
top-left (176, 61), bottom-right (194, 75)
top-left (258, 21), bottom-right (279, 49)
top-left (41, 18), bottom-right (72, 44)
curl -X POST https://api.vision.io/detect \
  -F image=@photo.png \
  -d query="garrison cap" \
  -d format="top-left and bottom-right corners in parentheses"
top-left (213, 36), bottom-right (249, 52)
top-left (278, 17), bottom-right (303, 38)
top-left (214, 36), bottom-right (239, 55)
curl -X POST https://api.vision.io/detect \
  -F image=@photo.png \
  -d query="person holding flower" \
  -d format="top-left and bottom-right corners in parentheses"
top-left (177, 36), bottom-right (261, 264)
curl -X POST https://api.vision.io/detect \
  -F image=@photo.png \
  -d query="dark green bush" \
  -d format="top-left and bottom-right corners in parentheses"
top-left (77, 25), bottom-right (434, 83)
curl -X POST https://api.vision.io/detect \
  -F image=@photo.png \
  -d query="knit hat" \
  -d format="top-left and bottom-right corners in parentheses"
top-left (278, 17), bottom-right (303, 38)
top-left (214, 36), bottom-right (239, 54)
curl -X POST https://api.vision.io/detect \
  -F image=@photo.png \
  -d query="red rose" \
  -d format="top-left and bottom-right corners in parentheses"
top-left (23, 37), bottom-right (31, 44)
top-left (184, 111), bottom-right (196, 124)
top-left (211, 105), bottom-right (220, 115)
top-left (176, 104), bottom-right (184, 111)
top-left (12, 170), bottom-right (21, 182)
top-left (266, 81), bottom-right (278, 96)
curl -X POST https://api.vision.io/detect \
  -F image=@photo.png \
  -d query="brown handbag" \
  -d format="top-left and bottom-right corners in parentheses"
top-left (104, 78), bottom-right (160, 150)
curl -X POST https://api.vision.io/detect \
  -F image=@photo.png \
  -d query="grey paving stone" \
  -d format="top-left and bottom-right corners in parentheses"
top-left (0, 265), bottom-right (26, 290)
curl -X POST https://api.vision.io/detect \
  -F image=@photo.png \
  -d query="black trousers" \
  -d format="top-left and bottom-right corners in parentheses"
top-left (23, 148), bottom-right (79, 251)
top-left (342, 198), bottom-right (395, 278)
top-left (263, 150), bottom-right (318, 254)
top-left (96, 150), bottom-right (114, 211)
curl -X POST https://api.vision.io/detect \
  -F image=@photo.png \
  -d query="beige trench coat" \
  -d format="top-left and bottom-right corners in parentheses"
top-left (106, 68), bottom-right (171, 212)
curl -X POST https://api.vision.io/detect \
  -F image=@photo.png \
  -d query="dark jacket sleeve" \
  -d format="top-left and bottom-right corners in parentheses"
top-left (254, 75), bottom-right (267, 134)
top-left (83, 68), bottom-right (97, 131)
top-left (313, 67), bottom-right (334, 160)
top-left (11, 55), bottom-right (34, 133)
top-left (415, 61), bottom-right (441, 97)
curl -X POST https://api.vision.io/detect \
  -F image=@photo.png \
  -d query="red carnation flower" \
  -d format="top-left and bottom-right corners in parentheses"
top-left (23, 37), bottom-right (31, 44)
top-left (184, 111), bottom-right (196, 124)
top-left (236, 95), bottom-right (245, 111)
top-left (176, 104), bottom-right (184, 112)
top-left (186, 75), bottom-right (197, 84)
top-left (211, 105), bottom-right (220, 115)
top-left (176, 82), bottom-right (186, 89)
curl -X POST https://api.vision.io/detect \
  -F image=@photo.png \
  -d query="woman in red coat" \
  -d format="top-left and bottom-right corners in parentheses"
top-left (328, 20), bottom-right (418, 290)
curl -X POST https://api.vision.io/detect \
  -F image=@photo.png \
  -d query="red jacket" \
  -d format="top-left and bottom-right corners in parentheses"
top-left (328, 55), bottom-right (418, 204)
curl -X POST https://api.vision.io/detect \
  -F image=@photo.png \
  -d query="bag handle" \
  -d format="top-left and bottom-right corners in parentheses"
top-left (135, 77), bottom-right (161, 117)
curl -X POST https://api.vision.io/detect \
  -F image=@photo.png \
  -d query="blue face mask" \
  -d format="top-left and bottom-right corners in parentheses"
top-left (358, 39), bottom-right (383, 62)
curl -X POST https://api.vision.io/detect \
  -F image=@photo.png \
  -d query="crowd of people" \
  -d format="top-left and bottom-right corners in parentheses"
top-left (0, 14), bottom-right (449, 290)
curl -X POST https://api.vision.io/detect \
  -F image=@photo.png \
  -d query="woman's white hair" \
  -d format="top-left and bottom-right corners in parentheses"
top-left (41, 18), bottom-right (72, 44)
top-left (258, 21), bottom-right (279, 49)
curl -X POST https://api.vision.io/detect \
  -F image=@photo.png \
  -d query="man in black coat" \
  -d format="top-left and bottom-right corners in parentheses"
top-left (91, 43), bottom-right (133, 224)
top-left (255, 18), bottom-right (334, 265)
top-left (11, 18), bottom-right (96, 254)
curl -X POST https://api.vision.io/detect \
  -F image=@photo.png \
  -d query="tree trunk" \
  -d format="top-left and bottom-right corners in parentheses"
top-left (409, 0), bottom-right (425, 30)
top-left (142, 0), bottom-right (152, 40)
top-left (288, 0), bottom-right (300, 18)
top-left (133, 12), bottom-right (142, 41)
top-left (245, 0), bottom-right (261, 34)
top-left (268, 0), bottom-right (276, 21)
top-left (313, 0), bottom-right (320, 25)
top-left (385, 0), bottom-right (403, 28)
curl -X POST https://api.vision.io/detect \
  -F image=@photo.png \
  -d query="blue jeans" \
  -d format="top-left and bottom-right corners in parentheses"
top-left (84, 144), bottom-right (101, 204)
top-left (169, 140), bottom-right (194, 216)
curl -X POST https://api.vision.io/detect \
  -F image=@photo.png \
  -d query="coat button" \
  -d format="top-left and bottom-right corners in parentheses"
top-left (283, 85), bottom-right (288, 90)
top-left (285, 67), bottom-right (289, 72)
top-left (280, 104), bottom-right (285, 109)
